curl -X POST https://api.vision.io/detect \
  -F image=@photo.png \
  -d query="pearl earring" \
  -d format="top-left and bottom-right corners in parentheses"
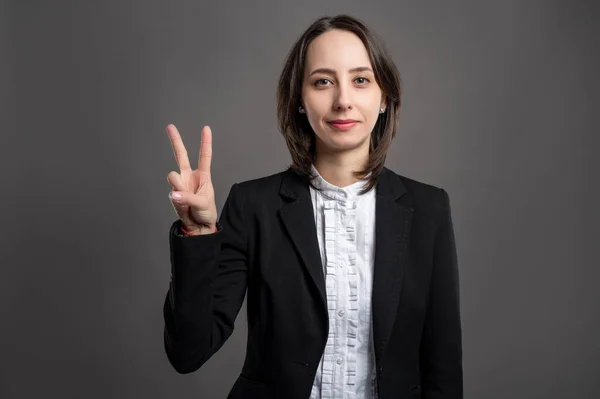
top-left (379, 108), bottom-right (386, 114)
top-left (299, 106), bottom-right (306, 114)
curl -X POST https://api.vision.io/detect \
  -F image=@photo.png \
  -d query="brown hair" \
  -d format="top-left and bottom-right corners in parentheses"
top-left (276, 14), bottom-right (402, 195)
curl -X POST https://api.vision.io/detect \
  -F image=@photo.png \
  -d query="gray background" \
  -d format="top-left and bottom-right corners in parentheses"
top-left (2, 0), bottom-right (599, 398)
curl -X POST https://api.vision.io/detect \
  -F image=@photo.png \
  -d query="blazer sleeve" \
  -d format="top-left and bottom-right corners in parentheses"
top-left (163, 183), bottom-right (248, 374)
top-left (420, 188), bottom-right (463, 398)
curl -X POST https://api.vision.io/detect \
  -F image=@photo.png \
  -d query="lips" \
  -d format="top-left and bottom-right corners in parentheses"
top-left (328, 119), bottom-right (358, 124)
top-left (328, 119), bottom-right (359, 131)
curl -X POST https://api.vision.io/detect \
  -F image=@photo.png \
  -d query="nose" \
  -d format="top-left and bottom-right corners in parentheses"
top-left (333, 84), bottom-right (353, 111)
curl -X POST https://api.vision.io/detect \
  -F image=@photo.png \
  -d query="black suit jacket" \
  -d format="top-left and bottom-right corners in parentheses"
top-left (163, 166), bottom-right (463, 399)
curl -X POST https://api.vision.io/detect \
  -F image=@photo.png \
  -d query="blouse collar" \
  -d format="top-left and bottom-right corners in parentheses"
top-left (310, 163), bottom-right (371, 202)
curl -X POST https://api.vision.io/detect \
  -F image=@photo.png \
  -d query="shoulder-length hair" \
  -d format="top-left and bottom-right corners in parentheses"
top-left (277, 14), bottom-right (402, 195)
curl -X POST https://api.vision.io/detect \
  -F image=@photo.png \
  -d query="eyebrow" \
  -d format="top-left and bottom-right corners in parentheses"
top-left (308, 66), bottom-right (373, 77)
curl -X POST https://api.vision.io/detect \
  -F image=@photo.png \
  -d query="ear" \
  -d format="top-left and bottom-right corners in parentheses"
top-left (380, 95), bottom-right (387, 110)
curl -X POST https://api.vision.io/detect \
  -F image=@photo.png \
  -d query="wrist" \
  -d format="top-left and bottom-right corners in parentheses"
top-left (180, 223), bottom-right (218, 236)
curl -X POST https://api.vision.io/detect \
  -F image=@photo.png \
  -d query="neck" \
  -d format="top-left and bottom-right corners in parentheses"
top-left (313, 150), bottom-right (369, 188)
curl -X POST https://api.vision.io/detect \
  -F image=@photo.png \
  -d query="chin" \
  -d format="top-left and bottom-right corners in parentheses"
top-left (322, 137), bottom-right (369, 153)
top-left (315, 126), bottom-right (371, 153)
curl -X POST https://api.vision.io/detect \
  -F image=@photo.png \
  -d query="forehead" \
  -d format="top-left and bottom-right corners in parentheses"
top-left (305, 29), bottom-right (372, 71)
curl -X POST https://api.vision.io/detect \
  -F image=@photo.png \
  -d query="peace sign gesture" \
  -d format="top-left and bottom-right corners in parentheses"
top-left (166, 124), bottom-right (217, 235)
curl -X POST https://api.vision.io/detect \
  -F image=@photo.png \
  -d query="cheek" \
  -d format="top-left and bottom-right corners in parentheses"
top-left (305, 103), bottom-right (329, 126)
top-left (305, 108), bottom-right (319, 125)
top-left (305, 94), bottom-right (329, 113)
top-left (364, 91), bottom-right (383, 110)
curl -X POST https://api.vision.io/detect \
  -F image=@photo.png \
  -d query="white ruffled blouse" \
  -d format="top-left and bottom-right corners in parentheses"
top-left (308, 164), bottom-right (378, 399)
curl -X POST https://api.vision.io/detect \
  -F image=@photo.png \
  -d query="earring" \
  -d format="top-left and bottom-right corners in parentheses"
top-left (379, 108), bottom-right (386, 114)
top-left (299, 106), bottom-right (306, 114)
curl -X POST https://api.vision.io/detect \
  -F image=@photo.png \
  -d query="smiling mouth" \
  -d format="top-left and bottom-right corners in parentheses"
top-left (327, 120), bottom-right (359, 130)
top-left (328, 119), bottom-right (358, 124)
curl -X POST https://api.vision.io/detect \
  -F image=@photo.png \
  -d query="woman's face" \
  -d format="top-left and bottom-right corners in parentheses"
top-left (301, 29), bottom-right (386, 157)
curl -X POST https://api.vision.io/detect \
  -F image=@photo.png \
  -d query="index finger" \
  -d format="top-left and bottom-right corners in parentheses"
top-left (166, 124), bottom-right (192, 171)
top-left (198, 125), bottom-right (212, 173)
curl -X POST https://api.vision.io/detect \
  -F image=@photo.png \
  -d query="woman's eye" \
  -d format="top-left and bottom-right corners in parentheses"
top-left (355, 77), bottom-right (370, 85)
top-left (315, 78), bottom-right (331, 86)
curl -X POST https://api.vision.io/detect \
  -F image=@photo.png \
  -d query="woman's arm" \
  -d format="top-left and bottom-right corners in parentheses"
top-left (420, 188), bottom-right (463, 398)
top-left (163, 182), bottom-right (248, 374)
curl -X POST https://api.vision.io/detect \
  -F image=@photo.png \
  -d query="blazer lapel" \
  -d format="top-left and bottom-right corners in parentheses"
top-left (278, 169), bottom-right (327, 313)
top-left (372, 167), bottom-right (413, 367)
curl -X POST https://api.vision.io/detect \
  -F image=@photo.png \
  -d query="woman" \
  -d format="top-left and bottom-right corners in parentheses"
top-left (164, 14), bottom-right (463, 399)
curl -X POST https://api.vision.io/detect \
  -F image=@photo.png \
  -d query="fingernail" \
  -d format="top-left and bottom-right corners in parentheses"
top-left (171, 192), bottom-right (182, 200)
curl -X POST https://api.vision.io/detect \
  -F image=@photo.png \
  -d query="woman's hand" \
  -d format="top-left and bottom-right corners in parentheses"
top-left (166, 124), bottom-right (217, 235)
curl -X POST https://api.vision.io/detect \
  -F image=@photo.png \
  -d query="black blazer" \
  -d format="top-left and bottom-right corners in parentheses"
top-left (163, 166), bottom-right (463, 399)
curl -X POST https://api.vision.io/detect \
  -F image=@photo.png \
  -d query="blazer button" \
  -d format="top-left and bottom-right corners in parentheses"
top-left (378, 367), bottom-right (384, 377)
